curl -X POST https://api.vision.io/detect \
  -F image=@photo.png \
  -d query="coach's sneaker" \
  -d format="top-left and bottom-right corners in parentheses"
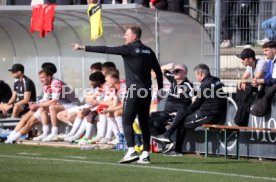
top-left (33, 134), bottom-right (48, 141)
top-left (42, 134), bottom-right (59, 142)
top-left (137, 156), bottom-right (150, 164)
top-left (119, 151), bottom-right (139, 164)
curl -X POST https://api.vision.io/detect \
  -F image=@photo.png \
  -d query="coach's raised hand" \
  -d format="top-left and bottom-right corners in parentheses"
top-left (69, 43), bottom-right (85, 51)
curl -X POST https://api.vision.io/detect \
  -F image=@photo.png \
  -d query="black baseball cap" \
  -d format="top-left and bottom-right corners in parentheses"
top-left (8, 64), bottom-right (24, 73)
top-left (236, 48), bottom-right (256, 60)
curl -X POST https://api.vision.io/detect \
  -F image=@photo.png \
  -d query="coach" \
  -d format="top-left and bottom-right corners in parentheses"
top-left (71, 25), bottom-right (163, 164)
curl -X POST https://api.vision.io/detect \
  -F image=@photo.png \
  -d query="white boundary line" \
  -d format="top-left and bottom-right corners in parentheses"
top-left (62, 156), bottom-right (87, 159)
top-left (0, 154), bottom-right (276, 181)
top-left (18, 152), bottom-right (41, 156)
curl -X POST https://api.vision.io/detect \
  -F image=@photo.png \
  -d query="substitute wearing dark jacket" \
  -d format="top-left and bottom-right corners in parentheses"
top-left (150, 66), bottom-right (193, 136)
top-left (164, 70), bottom-right (193, 112)
top-left (176, 65), bottom-right (227, 154)
top-left (153, 64), bottom-right (227, 155)
top-left (71, 25), bottom-right (163, 164)
top-left (188, 74), bottom-right (227, 116)
top-left (157, 74), bottom-right (227, 141)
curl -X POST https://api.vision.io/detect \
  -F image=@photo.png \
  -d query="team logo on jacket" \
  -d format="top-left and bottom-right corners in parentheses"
top-left (135, 48), bottom-right (140, 53)
top-left (141, 49), bottom-right (150, 54)
top-left (135, 48), bottom-right (150, 54)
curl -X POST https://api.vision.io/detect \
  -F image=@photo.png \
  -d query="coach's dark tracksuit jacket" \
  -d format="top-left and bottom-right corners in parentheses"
top-left (84, 40), bottom-right (163, 151)
top-left (85, 40), bottom-right (163, 90)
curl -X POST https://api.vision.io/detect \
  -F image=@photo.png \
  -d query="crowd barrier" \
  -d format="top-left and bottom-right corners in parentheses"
top-left (181, 96), bottom-right (276, 159)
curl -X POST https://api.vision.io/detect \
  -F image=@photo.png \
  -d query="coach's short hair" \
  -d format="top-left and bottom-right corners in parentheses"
top-left (127, 25), bottom-right (142, 39)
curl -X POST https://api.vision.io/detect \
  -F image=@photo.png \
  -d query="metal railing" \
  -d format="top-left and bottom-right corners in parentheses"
top-left (201, 0), bottom-right (276, 83)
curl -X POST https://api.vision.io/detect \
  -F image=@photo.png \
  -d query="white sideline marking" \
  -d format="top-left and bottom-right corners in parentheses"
top-left (0, 154), bottom-right (275, 181)
top-left (18, 152), bottom-right (41, 156)
top-left (63, 156), bottom-right (87, 159)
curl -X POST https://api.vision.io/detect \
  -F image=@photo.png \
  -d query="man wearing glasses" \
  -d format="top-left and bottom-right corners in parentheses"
top-left (149, 63), bottom-right (193, 149)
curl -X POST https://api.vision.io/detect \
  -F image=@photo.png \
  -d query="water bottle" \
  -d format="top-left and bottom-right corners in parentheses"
top-left (135, 134), bottom-right (142, 147)
top-left (0, 128), bottom-right (11, 138)
top-left (116, 133), bottom-right (125, 151)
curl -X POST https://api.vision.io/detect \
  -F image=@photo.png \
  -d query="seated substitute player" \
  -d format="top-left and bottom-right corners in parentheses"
top-left (5, 68), bottom-right (63, 143)
top-left (0, 64), bottom-right (36, 118)
top-left (95, 68), bottom-right (126, 145)
top-left (33, 69), bottom-right (80, 142)
top-left (58, 71), bottom-right (106, 142)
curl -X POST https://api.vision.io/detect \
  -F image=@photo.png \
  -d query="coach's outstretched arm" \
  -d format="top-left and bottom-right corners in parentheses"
top-left (70, 43), bottom-right (132, 56)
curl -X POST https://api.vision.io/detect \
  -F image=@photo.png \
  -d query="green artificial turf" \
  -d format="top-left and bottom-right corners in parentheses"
top-left (0, 144), bottom-right (275, 182)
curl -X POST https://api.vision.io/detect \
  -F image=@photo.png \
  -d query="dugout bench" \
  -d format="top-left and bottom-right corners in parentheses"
top-left (201, 124), bottom-right (276, 159)
top-left (0, 118), bottom-right (20, 129)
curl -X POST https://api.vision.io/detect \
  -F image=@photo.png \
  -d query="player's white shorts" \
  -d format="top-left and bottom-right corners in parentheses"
top-left (66, 104), bottom-right (92, 113)
top-left (62, 103), bottom-right (78, 110)
top-left (34, 109), bottom-right (43, 121)
top-left (33, 103), bottom-right (78, 121)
